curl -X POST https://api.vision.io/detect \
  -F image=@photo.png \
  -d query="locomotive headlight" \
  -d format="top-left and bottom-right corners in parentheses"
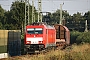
top-left (26, 41), bottom-right (31, 44)
top-left (39, 41), bottom-right (43, 43)
top-left (27, 42), bottom-right (29, 43)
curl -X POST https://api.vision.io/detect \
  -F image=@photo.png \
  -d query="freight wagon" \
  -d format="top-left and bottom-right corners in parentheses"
top-left (54, 24), bottom-right (70, 46)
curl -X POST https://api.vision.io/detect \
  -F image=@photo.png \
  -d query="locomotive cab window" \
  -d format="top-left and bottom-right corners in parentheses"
top-left (27, 28), bottom-right (34, 34)
top-left (27, 28), bottom-right (43, 34)
top-left (35, 28), bottom-right (43, 34)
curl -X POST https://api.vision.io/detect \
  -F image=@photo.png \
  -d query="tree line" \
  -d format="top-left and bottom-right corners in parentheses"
top-left (0, 1), bottom-right (90, 32)
top-left (43, 10), bottom-right (90, 32)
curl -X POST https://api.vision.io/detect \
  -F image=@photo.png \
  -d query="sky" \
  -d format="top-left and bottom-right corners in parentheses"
top-left (0, 0), bottom-right (90, 15)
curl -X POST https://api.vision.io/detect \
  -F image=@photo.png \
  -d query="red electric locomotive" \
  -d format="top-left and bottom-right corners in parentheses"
top-left (24, 22), bottom-right (56, 53)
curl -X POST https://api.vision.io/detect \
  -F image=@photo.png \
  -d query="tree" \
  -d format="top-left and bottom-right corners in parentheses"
top-left (0, 5), bottom-right (4, 21)
top-left (0, 5), bottom-right (5, 29)
top-left (0, 22), bottom-right (3, 29)
top-left (84, 11), bottom-right (90, 21)
top-left (8, 1), bottom-right (25, 30)
top-left (64, 12), bottom-right (85, 31)
top-left (42, 9), bottom-right (70, 25)
top-left (84, 11), bottom-right (90, 26)
top-left (73, 12), bottom-right (84, 23)
top-left (5, 1), bottom-right (38, 30)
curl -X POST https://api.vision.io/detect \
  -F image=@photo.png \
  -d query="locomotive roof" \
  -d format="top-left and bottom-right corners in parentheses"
top-left (31, 22), bottom-right (55, 29)
top-left (45, 25), bottom-right (55, 29)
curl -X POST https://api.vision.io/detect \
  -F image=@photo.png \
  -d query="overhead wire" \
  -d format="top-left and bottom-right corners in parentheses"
top-left (0, 0), bottom-right (89, 12)
top-left (0, 0), bottom-right (11, 6)
top-left (0, 4), bottom-right (11, 6)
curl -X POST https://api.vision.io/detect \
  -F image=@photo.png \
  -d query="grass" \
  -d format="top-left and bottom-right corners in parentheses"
top-left (1, 43), bottom-right (90, 60)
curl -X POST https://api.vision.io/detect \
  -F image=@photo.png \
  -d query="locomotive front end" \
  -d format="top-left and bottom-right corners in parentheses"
top-left (24, 25), bottom-right (45, 53)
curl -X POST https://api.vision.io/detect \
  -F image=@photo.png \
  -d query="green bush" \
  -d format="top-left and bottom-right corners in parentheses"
top-left (76, 32), bottom-right (90, 44)
top-left (70, 31), bottom-right (90, 44)
top-left (70, 31), bottom-right (82, 44)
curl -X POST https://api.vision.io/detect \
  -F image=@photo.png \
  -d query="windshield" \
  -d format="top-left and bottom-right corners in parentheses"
top-left (27, 28), bottom-right (43, 34)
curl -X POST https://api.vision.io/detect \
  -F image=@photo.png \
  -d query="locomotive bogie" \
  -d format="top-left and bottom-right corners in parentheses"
top-left (24, 44), bottom-right (45, 53)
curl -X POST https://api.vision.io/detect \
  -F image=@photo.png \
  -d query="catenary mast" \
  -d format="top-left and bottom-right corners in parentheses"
top-left (38, 0), bottom-right (42, 22)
